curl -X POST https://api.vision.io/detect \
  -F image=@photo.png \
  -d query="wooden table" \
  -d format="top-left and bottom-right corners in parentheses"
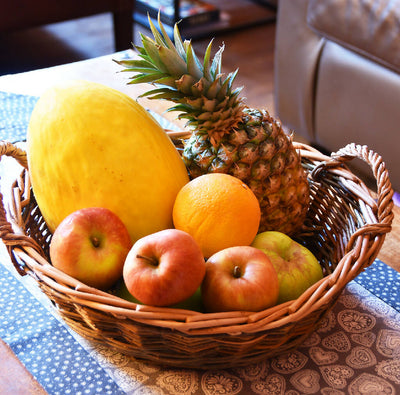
top-left (0, 50), bottom-right (186, 131)
top-left (1, 52), bottom-right (399, 394)
top-left (0, 51), bottom-right (135, 96)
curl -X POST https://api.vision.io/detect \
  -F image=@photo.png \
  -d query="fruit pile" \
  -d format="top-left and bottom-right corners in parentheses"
top-left (48, 175), bottom-right (322, 313)
top-left (27, 19), bottom-right (323, 314)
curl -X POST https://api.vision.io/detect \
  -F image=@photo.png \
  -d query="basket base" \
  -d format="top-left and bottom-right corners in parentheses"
top-left (58, 301), bottom-right (336, 370)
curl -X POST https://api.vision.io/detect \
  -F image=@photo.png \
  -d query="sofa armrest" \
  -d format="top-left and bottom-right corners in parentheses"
top-left (307, 0), bottom-right (400, 73)
top-left (274, 0), bottom-right (325, 141)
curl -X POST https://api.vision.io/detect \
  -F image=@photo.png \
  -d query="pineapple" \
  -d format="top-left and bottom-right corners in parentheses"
top-left (116, 17), bottom-right (310, 235)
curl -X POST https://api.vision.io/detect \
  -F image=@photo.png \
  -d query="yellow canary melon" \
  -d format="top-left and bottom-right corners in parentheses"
top-left (27, 80), bottom-right (189, 242)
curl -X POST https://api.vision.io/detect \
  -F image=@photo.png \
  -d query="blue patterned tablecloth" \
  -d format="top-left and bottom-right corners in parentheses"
top-left (0, 89), bottom-right (180, 144)
top-left (355, 259), bottom-right (400, 311)
top-left (0, 91), bottom-right (38, 142)
top-left (0, 260), bottom-right (124, 395)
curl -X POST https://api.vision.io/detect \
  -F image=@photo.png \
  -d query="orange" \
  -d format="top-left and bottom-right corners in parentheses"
top-left (172, 173), bottom-right (261, 258)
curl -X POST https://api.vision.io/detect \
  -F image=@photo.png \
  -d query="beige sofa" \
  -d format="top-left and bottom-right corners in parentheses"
top-left (274, 0), bottom-right (400, 190)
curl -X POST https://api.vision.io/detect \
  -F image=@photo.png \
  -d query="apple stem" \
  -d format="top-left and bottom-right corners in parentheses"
top-left (91, 236), bottom-right (101, 248)
top-left (233, 265), bottom-right (242, 278)
top-left (136, 254), bottom-right (159, 267)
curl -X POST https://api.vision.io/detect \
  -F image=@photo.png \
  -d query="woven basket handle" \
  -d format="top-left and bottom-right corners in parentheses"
top-left (0, 140), bottom-right (45, 274)
top-left (311, 142), bottom-right (394, 231)
top-left (0, 140), bottom-right (28, 169)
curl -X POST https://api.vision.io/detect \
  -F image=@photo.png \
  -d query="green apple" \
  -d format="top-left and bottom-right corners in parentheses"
top-left (113, 280), bottom-right (204, 312)
top-left (251, 231), bottom-right (323, 304)
top-left (112, 278), bottom-right (141, 303)
top-left (171, 287), bottom-right (204, 312)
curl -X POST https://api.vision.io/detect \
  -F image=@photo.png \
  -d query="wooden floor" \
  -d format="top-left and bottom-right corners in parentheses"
top-left (1, 13), bottom-right (399, 273)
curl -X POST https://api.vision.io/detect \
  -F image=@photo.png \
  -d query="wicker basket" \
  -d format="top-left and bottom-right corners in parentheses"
top-left (0, 139), bottom-right (394, 370)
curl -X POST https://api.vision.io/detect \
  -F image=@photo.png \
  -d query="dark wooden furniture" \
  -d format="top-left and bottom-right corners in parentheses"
top-left (134, 0), bottom-right (276, 40)
top-left (0, 0), bottom-right (135, 51)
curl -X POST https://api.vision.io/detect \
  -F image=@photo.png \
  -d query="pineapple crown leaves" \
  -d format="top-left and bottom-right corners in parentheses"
top-left (115, 14), bottom-right (245, 125)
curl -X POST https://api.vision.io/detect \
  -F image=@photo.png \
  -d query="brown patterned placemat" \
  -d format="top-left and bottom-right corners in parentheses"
top-left (73, 279), bottom-right (400, 394)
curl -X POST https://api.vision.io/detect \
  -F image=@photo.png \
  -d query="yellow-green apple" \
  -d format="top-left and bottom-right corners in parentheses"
top-left (49, 207), bottom-right (132, 290)
top-left (251, 231), bottom-right (323, 304)
top-left (171, 286), bottom-right (203, 311)
top-left (201, 246), bottom-right (279, 312)
top-left (123, 229), bottom-right (206, 306)
top-left (114, 280), bottom-right (204, 312)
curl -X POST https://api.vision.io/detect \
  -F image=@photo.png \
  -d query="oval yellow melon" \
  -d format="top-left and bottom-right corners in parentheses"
top-left (27, 80), bottom-right (189, 242)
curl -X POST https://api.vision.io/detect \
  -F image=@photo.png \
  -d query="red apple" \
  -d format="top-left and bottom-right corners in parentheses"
top-left (251, 231), bottom-right (323, 304)
top-left (123, 229), bottom-right (206, 306)
top-left (201, 246), bottom-right (279, 312)
top-left (49, 207), bottom-right (132, 290)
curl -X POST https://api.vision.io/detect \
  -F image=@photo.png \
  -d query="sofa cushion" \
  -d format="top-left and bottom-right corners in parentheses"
top-left (314, 40), bottom-right (400, 187)
top-left (307, 0), bottom-right (400, 73)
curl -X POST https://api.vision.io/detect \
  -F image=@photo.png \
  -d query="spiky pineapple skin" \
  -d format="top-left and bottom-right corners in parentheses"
top-left (182, 107), bottom-right (310, 235)
top-left (115, 16), bottom-right (310, 235)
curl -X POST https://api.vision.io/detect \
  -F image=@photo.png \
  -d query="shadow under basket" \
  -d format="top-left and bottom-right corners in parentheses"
top-left (0, 140), bottom-right (394, 370)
